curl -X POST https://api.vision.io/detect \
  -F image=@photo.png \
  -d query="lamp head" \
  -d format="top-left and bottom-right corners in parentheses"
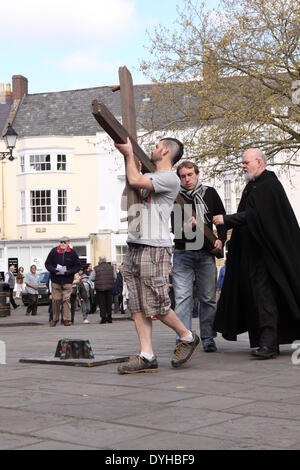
top-left (3, 123), bottom-right (18, 150)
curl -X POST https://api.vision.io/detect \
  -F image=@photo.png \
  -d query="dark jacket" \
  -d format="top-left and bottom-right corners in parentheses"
top-left (45, 246), bottom-right (81, 285)
top-left (93, 263), bottom-right (114, 291)
top-left (78, 282), bottom-right (93, 301)
top-left (172, 186), bottom-right (227, 252)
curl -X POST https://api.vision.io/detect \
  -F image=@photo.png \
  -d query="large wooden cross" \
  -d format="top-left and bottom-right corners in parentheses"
top-left (112, 67), bottom-right (142, 230)
top-left (92, 68), bottom-right (219, 253)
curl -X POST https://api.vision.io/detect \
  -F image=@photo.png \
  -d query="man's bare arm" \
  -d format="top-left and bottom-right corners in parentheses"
top-left (115, 138), bottom-right (154, 191)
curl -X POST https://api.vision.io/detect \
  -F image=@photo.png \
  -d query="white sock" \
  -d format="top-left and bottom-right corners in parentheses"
top-left (140, 351), bottom-right (155, 361)
top-left (180, 331), bottom-right (193, 342)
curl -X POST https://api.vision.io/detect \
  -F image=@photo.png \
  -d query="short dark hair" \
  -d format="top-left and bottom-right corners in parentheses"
top-left (160, 138), bottom-right (184, 165)
top-left (176, 160), bottom-right (199, 177)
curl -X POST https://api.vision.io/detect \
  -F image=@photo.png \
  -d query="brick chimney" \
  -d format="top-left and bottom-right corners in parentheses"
top-left (12, 75), bottom-right (28, 101)
top-left (203, 47), bottom-right (218, 83)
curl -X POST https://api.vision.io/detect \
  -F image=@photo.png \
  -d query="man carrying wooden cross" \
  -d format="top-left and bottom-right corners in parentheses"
top-left (115, 136), bottom-right (200, 374)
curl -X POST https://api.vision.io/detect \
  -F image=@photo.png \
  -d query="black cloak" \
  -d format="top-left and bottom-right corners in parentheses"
top-left (214, 170), bottom-right (300, 346)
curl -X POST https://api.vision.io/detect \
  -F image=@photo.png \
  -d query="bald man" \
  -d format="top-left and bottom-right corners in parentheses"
top-left (213, 149), bottom-right (300, 359)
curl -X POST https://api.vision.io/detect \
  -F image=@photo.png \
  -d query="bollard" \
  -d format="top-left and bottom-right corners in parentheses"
top-left (0, 282), bottom-right (10, 317)
top-left (0, 341), bottom-right (6, 364)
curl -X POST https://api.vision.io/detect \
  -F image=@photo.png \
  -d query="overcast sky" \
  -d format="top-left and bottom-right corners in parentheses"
top-left (1, 0), bottom-right (219, 94)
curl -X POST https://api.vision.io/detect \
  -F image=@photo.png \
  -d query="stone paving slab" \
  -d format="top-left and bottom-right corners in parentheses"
top-left (0, 433), bottom-right (42, 451)
top-left (1, 304), bottom-right (300, 450)
top-left (112, 431), bottom-right (239, 451)
top-left (0, 407), bottom-right (75, 434)
top-left (190, 415), bottom-right (300, 449)
top-left (115, 407), bottom-right (243, 433)
top-left (30, 420), bottom-right (156, 449)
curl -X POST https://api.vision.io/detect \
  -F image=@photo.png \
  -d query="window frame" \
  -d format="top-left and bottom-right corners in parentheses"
top-left (18, 149), bottom-right (71, 174)
top-left (18, 188), bottom-right (71, 225)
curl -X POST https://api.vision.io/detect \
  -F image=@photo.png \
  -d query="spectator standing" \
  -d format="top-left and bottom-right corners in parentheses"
top-left (216, 263), bottom-right (226, 306)
top-left (118, 264), bottom-right (124, 314)
top-left (70, 267), bottom-right (83, 324)
top-left (24, 265), bottom-right (39, 316)
top-left (87, 273), bottom-right (97, 314)
top-left (16, 267), bottom-right (25, 299)
top-left (112, 262), bottom-right (121, 314)
top-left (45, 236), bottom-right (81, 327)
top-left (5, 266), bottom-right (19, 309)
top-left (91, 256), bottom-right (114, 324)
top-left (85, 263), bottom-right (93, 276)
top-left (217, 262), bottom-right (226, 297)
top-left (78, 274), bottom-right (93, 323)
top-left (168, 266), bottom-right (175, 311)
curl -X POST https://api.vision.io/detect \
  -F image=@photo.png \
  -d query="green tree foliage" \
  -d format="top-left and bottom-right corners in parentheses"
top-left (139, 0), bottom-right (300, 178)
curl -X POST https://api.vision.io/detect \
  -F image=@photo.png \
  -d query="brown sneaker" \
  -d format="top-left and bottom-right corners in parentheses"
top-left (171, 331), bottom-right (200, 368)
top-left (118, 355), bottom-right (158, 374)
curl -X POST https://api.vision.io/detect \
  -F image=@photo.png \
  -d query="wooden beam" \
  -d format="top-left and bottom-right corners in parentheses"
top-left (118, 67), bottom-right (138, 140)
top-left (92, 99), bottom-right (155, 173)
top-left (118, 67), bottom-right (142, 233)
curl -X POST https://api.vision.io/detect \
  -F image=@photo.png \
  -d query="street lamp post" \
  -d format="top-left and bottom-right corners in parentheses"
top-left (0, 123), bottom-right (18, 161)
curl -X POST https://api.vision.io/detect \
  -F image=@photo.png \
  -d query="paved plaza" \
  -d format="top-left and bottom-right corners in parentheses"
top-left (0, 304), bottom-right (300, 450)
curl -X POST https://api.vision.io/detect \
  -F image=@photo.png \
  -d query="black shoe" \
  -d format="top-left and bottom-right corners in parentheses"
top-left (107, 318), bottom-right (112, 323)
top-left (100, 319), bottom-right (106, 324)
top-left (14, 305), bottom-right (19, 309)
top-left (251, 346), bottom-right (278, 360)
top-left (203, 342), bottom-right (217, 353)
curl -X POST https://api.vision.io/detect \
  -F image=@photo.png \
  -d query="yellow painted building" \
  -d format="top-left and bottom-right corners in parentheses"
top-left (0, 78), bottom-right (135, 275)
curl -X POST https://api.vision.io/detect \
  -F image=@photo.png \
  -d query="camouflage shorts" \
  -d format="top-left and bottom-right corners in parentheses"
top-left (123, 244), bottom-right (172, 318)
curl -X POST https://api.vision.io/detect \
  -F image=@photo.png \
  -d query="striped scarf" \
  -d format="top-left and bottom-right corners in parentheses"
top-left (180, 180), bottom-right (210, 224)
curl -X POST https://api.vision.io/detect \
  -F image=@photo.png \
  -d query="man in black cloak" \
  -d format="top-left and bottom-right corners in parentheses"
top-left (213, 148), bottom-right (300, 359)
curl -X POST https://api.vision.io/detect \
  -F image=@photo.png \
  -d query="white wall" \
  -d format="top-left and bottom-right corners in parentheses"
top-left (97, 133), bottom-right (128, 232)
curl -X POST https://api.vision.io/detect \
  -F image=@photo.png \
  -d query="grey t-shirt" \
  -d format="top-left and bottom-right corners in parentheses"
top-left (127, 170), bottom-right (180, 247)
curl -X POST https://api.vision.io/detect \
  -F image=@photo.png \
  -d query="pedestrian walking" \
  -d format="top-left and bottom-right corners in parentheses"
top-left (16, 267), bottom-right (25, 299)
top-left (5, 266), bottom-right (19, 309)
top-left (114, 136), bottom-right (200, 374)
top-left (24, 265), bottom-right (39, 316)
top-left (45, 236), bottom-right (81, 327)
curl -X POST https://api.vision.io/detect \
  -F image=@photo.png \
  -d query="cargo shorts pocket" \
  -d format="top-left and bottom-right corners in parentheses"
top-left (142, 276), bottom-right (170, 317)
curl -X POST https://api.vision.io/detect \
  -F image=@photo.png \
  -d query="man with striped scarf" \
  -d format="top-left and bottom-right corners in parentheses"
top-left (172, 161), bottom-right (226, 352)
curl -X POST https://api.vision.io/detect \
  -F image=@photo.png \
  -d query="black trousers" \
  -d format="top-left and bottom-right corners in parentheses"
top-left (253, 260), bottom-right (278, 349)
top-left (96, 290), bottom-right (113, 321)
top-left (27, 293), bottom-right (38, 316)
top-left (9, 288), bottom-right (18, 308)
